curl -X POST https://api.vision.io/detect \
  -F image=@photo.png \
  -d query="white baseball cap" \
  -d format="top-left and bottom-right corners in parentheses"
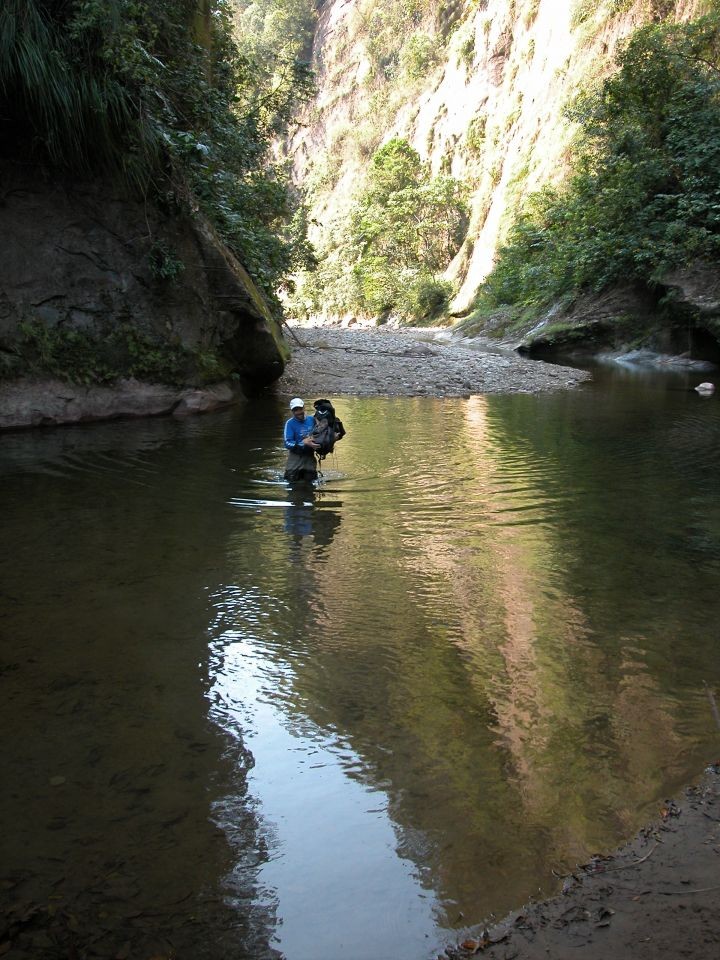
top-left (289, 398), bottom-right (305, 410)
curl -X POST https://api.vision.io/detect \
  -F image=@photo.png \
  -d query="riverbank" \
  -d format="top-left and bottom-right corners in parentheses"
top-left (445, 765), bottom-right (720, 960)
top-left (275, 323), bottom-right (591, 398)
top-left (0, 322), bottom-right (589, 431)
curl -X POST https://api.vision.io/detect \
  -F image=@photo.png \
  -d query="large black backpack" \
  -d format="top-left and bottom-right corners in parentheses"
top-left (312, 398), bottom-right (346, 459)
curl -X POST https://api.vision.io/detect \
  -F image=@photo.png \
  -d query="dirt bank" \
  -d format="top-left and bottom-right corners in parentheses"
top-left (445, 766), bottom-right (720, 960)
top-left (275, 323), bottom-right (591, 398)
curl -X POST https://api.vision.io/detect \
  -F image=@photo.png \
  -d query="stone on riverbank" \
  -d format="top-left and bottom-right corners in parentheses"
top-left (276, 324), bottom-right (590, 399)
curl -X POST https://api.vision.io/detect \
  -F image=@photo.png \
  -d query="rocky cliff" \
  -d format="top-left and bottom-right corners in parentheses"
top-left (0, 163), bottom-right (289, 429)
top-left (288, 0), bottom-right (705, 315)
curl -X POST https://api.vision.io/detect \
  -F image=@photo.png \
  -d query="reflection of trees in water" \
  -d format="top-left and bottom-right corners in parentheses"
top-left (256, 391), bottom-right (720, 922)
top-left (1, 413), bottom-right (281, 960)
top-left (390, 397), bottom-right (700, 855)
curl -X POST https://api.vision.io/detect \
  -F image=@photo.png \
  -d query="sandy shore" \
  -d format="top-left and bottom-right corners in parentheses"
top-left (278, 324), bottom-right (720, 960)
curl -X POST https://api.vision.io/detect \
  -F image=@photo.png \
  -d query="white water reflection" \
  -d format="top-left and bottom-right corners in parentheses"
top-left (210, 631), bottom-right (440, 960)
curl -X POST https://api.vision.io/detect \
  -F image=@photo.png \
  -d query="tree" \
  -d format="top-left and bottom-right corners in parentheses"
top-left (347, 138), bottom-right (467, 320)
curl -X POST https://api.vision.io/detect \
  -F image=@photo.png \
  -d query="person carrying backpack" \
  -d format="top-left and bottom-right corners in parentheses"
top-left (310, 398), bottom-right (346, 460)
top-left (283, 398), bottom-right (319, 483)
top-left (283, 397), bottom-right (346, 483)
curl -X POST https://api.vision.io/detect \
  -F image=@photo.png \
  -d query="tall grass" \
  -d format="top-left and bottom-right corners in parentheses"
top-left (0, 0), bottom-right (159, 183)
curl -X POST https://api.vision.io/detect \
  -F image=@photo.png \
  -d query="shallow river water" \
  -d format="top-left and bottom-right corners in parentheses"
top-left (2, 363), bottom-right (720, 960)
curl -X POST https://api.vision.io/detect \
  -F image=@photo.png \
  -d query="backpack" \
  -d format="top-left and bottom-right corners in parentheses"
top-left (312, 398), bottom-right (346, 459)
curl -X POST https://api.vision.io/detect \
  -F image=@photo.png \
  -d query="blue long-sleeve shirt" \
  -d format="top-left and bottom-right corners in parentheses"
top-left (284, 414), bottom-right (315, 451)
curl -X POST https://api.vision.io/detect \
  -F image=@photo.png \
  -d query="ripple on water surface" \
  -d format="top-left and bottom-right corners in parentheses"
top-left (2, 384), bottom-right (720, 960)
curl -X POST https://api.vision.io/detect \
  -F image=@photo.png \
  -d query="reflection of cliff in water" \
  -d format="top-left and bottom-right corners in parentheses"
top-left (226, 388), bottom-right (720, 925)
top-left (18, 388), bottom-right (717, 952)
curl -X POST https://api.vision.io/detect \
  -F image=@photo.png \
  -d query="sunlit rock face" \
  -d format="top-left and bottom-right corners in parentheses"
top-left (289, 0), bottom-right (703, 313)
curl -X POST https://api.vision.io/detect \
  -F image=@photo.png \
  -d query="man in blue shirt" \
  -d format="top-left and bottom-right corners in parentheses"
top-left (283, 398), bottom-right (319, 483)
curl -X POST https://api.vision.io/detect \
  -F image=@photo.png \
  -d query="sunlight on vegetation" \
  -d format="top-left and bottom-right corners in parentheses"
top-left (475, 4), bottom-right (720, 315)
top-left (290, 138), bottom-right (467, 324)
top-left (6, 0), bottom-right (720, 344)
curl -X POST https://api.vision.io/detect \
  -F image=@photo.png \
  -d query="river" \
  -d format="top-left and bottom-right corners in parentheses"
top-left (2, 362), bottom-right (719, 960)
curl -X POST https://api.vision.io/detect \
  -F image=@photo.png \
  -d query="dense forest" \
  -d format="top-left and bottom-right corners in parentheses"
top-left (477, 5), bottom-right (720, 325)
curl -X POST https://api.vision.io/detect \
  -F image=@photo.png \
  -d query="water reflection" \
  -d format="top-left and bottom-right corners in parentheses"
top-left (0, 415), bottom-right (279, 960)
top-left (2, 378), bottom-right (720, 960)
top-left (210, 382), bottom-right (720, 959)
top-left (283, 484), bottom-right (343, 551)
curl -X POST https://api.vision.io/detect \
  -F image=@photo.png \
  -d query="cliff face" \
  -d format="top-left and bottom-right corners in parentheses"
top-left (288, 0), bottom-right (703, 315)
top-left (0, 163), bottom-right (289, 428)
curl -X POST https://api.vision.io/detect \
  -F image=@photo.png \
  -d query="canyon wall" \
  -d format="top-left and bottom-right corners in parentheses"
top-left (0, 163), bottom-right (289, 428)
top-left (288, 0), bottom-right (704, 315)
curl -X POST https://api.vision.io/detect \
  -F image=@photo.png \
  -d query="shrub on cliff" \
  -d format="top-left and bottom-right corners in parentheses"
top-left (348, 139), bottom-right (467, 320)
top-left (0, 0), bottom-right (315, 309)
top-left (481, 4), bottom-right (720, 309)
top-left (290, 138), bottom-right (466, 323)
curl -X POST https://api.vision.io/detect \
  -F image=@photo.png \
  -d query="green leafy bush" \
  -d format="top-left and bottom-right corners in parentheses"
top-left (466, 115), bottom-right (487, 156)
top-left (401, 32), bottom-right (439, 79)
top-left (345, 139), bottom-right (467, 321)
top-left (0, 0), bottom-right (317, 310)
top-left (148, 241), bottom-right (185, 282)
top-left (396, 274), bottom-right (454, 323)
top-left (291, 138), bottom-right (467, 323)
top-left (13, 321), bottom-right (194, 385)
top-left (481, 5), bottom-right (720, 309)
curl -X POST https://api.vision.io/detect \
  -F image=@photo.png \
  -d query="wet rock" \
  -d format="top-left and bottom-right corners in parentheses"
top-left (0, 378), bottom-right (242, 430)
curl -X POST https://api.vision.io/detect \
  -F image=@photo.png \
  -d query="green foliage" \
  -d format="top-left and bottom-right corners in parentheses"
top-left (12, 321), bottom-right (197, 386)
top-left (0, 0), bottom-right (156, 183)
top-left (362, 138), bottom-right (423, 204)
top-left (396, 274), bottom-right (454, 323)
top-left (289, 138), bottom-right (467, 323)
top-left (0, 0), bottom-right (317, 310)
top-left (352, 139), bottom-right (467, 269)
top-left (233, 0), bottom-right (315, 82)
top-left (523, 0), bottom-right (540, 28)
top-left (466, 115), bottom-right (487, 156)
top-left (401, 32), bottom-right (439, 80)
top-left (148, 240), bottom-right (185, 282)
top-left (304, 138), bottom-right (467, 322)
top-left (570, 0), bottom-right (598, 28)
top-left (482, 6), bottom-right (720, 309)
top-left (354, 0), bottom-right (455, 87)
top-left (458, 30), bottom-right (475, 70)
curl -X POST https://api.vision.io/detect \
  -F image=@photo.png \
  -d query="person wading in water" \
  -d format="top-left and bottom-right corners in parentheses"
top-left (283, 398), bottom-right (319, 483)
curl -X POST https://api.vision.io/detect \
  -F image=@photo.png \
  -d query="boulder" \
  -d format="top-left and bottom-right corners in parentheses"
top-left (0, 377), bottom-right (242, 430)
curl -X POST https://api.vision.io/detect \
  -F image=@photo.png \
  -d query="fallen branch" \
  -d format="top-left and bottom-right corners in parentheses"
top-left (283, 320), bottom-right (305, 347)
top-left (305, 368), bottom-right (348, 376)
top-left (588, 842), bottom-right (659, 873)
top-left (658, 883), bottom-right (720, 895)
